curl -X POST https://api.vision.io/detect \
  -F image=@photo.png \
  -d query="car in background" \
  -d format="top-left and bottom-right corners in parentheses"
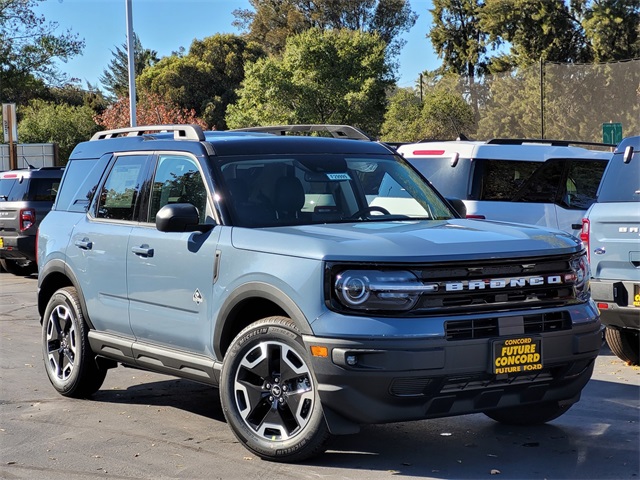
top-left (581, 136), bottom-right (640, 365)
top-left (0, 167), bottom-right (64, 276)
top-left (396, 139), bottom-right (612, 237)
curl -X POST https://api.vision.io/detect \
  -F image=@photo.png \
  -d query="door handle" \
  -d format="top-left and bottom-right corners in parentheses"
top-left (74, 238), bottom-right (92, 250)
top-left (132, 245), bottom-right (154, 257)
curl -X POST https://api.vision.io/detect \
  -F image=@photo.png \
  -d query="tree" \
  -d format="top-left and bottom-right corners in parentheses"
top-left (225, 28), bottom-right (393, 137)
top-left (137, 34), bottom-right (266, 130)
top-left (582, 0), bottom-right (640, 62)
top-left (94, 92), bottom-right (207, 131)
top-left (99, 33), bottom-right (159, 99)
top-left (18, 100), bottom-right (100, 163)
top-left (0, 0), bottom-right (84, 104)
top-left (233, 0), bottom-right (417, 62)
top-left (381, 85), bottom-right (475, 142)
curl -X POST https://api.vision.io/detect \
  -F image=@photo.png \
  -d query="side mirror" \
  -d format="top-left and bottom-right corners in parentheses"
top-left (156, 203), bottom-right (213, 233)
top-left (445, 197), bottom-right (467, 218)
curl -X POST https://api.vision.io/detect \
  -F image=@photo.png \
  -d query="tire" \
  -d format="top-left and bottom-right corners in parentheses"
top-left (484, 401), bottom-right (572, 425)
top-left (42, 287), bottom-right (107, 398)
top-left (219, 316), bottom-right (330, 462)
top-left (605, 327), bottom-right (639, 366)
top-left (0, 259), bottom-right (37, 276)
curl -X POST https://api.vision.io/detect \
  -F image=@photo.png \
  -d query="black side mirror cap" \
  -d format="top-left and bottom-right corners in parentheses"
top-left (445, 197), bottom-right (467, 218)
top-left (156, 203), bottom-right (213, 233)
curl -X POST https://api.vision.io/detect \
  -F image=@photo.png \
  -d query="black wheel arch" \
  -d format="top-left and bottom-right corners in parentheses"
top-left (38, 259), bottom-right (93, 329)
top-left (214, 281), bottom-right (312, 360)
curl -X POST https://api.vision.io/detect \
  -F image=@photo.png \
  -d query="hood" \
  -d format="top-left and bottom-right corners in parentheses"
top-left (230, 219), bottom-right (582, 262)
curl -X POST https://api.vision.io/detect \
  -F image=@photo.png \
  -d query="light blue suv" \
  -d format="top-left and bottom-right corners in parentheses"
top-left (37, 125), bottom-right (602, 462)
top-left (581, 136), bottom-right (640, 365)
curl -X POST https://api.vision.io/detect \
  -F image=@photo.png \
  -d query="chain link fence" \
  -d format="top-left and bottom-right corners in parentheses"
top-left (447, 58), bottom-right (639, 144)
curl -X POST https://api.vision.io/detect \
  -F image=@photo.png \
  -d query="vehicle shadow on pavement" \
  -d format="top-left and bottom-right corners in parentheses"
top-left (91, 377), bottom-right (225, 423)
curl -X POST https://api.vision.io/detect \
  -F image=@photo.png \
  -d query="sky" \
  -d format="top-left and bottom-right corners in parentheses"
top-left (34, 0), bottom-right (440, 90)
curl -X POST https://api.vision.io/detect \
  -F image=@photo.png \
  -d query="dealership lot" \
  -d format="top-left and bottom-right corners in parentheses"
top-left (1, 272), bottom-right (638, 480)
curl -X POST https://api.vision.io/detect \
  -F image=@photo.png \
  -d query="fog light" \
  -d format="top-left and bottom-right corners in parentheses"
top-left (346, 354), bottom-right (358, 366)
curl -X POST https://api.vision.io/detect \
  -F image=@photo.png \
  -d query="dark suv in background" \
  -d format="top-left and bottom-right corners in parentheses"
top-left (0, 167), bottom-right (63, 275)
top-left (581, 136), bottom-right (640, 365)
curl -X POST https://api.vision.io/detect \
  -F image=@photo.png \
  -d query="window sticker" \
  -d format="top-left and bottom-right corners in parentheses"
top-left (326, 173), bottom-right (351, 181)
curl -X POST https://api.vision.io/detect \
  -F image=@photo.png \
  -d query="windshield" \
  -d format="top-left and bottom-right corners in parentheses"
top-left (218, 153), bottom-right (454, 227)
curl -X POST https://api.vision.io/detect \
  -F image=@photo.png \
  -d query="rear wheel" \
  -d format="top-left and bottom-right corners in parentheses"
top-left (484, 401), bottom-right (572, 425)
top-left (0, 259), bottom-right (37, 276)
top-left (605, 326), bottom-right (639, 366)
top-left (220, 317), bottom-right (330, 462)
top-left (42, 287), bottom-right (107, 398)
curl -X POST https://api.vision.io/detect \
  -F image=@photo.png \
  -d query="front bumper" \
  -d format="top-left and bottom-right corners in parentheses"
top-left (590, 279), bottom-right (640, 330)
top-left (304, 310), bottom-right (602, 427)
top-left (0, 234), bottom-right (35, 262)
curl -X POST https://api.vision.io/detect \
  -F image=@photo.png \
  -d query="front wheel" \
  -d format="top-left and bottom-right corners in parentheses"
top-left (484, 401), bottom-right (572, 425)
top-left (42, 287), bottom-right (107, 398)
top-left (220, 317), bottom-right (330, 462)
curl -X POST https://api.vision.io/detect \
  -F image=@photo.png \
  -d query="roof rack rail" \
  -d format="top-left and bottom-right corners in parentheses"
top-left (230, 124), bottom-right (373, 141)
top-left (486, 138), bottom-right (616, 148)
top-left (90, 125), bottom-right (205, 141)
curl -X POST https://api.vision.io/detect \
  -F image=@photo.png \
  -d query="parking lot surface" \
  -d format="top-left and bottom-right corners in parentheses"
top-left (1, 272), bottom-right (638, 479)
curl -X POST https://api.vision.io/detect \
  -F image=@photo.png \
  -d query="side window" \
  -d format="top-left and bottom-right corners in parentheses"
top-left (478, 160), bottom-right (540, 201)
top-left (149, 155), bottom-right (208, 224)
top-left (511, 160), bottom-right (564, 203)
top-left (95, 155), bottom-right (147, 221)
top-left (55, 156), bottom-right (111, 212)
top-left (28, 178), bottom-right (60, 201)
top-left (562, 160), bottom-right (607, 209)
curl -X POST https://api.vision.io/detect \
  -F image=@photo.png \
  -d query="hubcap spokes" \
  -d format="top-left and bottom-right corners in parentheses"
top-left (234, 340), bottom-right (314, 441)
top-left (46, 305), bottom-right (77, 380)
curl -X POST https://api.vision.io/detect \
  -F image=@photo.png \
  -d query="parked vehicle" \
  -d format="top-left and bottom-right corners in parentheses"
top-left (37, 125), bottom-right (601, 462)
top-left (0, 167), bottom-right (63, 275)
top-left (396, 139), bottom-right (612, 237)
top-left (581, 136), bottom-right (640, 365)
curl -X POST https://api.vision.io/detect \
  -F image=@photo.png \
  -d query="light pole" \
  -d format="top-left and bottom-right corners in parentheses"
top-left (125, 0), bottom-right (137, 127)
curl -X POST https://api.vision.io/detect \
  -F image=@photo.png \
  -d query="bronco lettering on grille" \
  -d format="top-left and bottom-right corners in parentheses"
top-left (443, 275), bottom-right (564, 292)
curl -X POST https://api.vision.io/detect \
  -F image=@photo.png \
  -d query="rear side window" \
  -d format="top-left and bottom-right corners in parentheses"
top-left (27, 178), bottom-right (60, 201)
top-left (598, 151), bottom-right (640, 202)
top-left (475, 160), bottom-right (539, 201)
top-left (95, 155), bottom-right (148, 221)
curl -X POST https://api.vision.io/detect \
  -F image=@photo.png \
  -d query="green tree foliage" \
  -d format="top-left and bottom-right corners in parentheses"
top-left (0, 0), bottom-right (84, 104)
top-left (381, 86), bottom-right (475, 142)
top-left (99, 33), bottom-right (159, 99)
top-left (17, 100), bottom-right (100, 163)
top-left (233, 0), bottom-right (417, 62)
top-left (137, 34), bottom-right (266, 130)
top-left (226, 28), bottom-right (393, 137)
top-left (582, 0), bottom-right (640, 62)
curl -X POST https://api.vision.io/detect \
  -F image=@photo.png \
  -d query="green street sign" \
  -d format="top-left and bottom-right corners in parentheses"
top-left (602, 122), bottom-right (623, 144)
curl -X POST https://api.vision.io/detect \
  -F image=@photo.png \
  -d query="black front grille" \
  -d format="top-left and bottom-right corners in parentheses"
top-left (445, 311), bottom-right (571, 340)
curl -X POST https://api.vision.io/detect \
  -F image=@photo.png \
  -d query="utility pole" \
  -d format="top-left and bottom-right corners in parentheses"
top-left (125, 0), bottom-right (137, 127)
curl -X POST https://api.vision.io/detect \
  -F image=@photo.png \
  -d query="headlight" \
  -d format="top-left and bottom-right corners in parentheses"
top-left (568, 253), bottom-right (590, 302)
top-left (334, 270), bottom-right (424, 311)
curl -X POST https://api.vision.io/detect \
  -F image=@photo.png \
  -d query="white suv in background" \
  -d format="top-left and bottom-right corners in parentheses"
top-left (396, 139), bottom-right (612, 237)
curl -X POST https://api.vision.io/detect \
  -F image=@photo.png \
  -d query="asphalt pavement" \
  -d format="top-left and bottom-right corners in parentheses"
top-left (1, 271), bottom-right (638, 480)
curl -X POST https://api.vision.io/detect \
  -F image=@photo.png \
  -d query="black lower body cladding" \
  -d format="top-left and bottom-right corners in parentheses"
top-left (304, 319), bottom-right (602, 428)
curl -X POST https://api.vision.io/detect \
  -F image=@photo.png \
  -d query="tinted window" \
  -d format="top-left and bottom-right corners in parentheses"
top-left (149, 155), bottom-right (208, 224)
top-left (563, 160), bottom-right (607, 208)
top-left (95, 155), bottom-right (147, 221)
top-left (477, 160), bottom-right (540, 201)
top-left (56, 156), bottom-right (111, 212)
top-left (0, 178), bottom-right (21, 201)
top-left (598, 151), bottom-right (640, 202)
top-left (27, 178), bottom-right (60, 201)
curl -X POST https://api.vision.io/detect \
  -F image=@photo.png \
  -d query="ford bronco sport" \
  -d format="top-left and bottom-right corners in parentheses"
top-left (0, 167), bottom-right (63, 275)
top-left (37, 124), bottom-right (602, 462)
top-left (581, 136), bottom-right (640, 365)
